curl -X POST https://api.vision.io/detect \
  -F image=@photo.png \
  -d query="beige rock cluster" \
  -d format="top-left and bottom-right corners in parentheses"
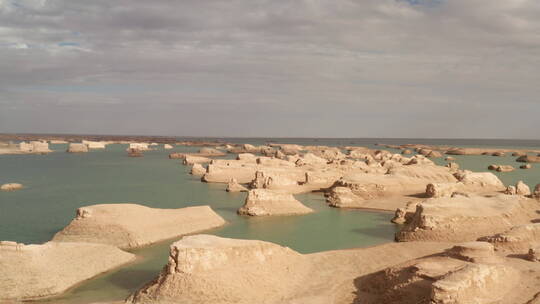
top-left (163, 144), bottom-right (173, 149)
top-left (0, 183), bottom-right (23, 191)
top-left (0, 241), bottom-right (135, 300)
top-left (67, 143), bottom-right (89, 153)
top-left (53, 204), bottom-right (226, 249)
top-left (238, 189), bottom-right (313, 216)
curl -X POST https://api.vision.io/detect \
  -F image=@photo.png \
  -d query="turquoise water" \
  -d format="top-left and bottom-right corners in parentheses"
top-left (0, 143), bottom-right (395, 303)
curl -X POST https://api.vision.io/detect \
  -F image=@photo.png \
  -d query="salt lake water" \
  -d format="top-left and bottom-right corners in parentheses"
top-left (1, 138), bottom-right (539, 303)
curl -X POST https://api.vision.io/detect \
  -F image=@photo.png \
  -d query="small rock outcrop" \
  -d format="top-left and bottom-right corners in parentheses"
top-left (238, 189), bottom-right (313, 216)
top-left (67, 143), bottom-right (89, 153)
top-left (534, 184), bottom-right (540, 199)
top-left (0, 183), bottom-right (23, 191)
top-left (18, 141), bottom-right (51, 153)
top-left (53, 204), bottom-right (226, 249)
top-left (326, 187), bottom-right (364, 208)
top-left (520, 164), bottom-right (532, 169)
top-left (226, 178), bottom-right (248, 192)
top-left (453, 171), bottom-right (505, 189)
top-left (488, 164), bottom-right (515, 172)
top-left (446, 242), bottom-right (500, 264)
top-left (163, 144), bottom-right (173, 149)
top-left (0, 241), bottom-right (135, 300)
top-left (128, 143), bottom-right (150, 151)
top-left (516, 181), bottom-right (531, 196)
top-left (516, 155), bottom-right (540, 163)
top-left (527, 247), bottom-right (540, 262)
top-left (184, 155), bottom-right (212, 165)
top-left (478, 223), bottom-right (540, 252)
top-left (425, 183), bottom-right (460, 198)
top-left (82, 140), bottom-right (107, 149)
top-left (190, 163), bottom-right (206, 176)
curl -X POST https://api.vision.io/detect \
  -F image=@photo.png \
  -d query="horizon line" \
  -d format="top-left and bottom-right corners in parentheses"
top-left (1, 132), bottom-right (539, 141)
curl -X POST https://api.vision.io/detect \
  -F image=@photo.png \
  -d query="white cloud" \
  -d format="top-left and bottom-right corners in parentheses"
top-left (0, 0), bottom-right (539, 137)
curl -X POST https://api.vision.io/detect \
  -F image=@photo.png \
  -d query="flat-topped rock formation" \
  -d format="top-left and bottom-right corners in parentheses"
top-left (190, 163), bottom-right (206, 176)
top-left (0, 241), bottom-right (135, 301)
top-left (1, 141), bottom-right (52, 154)
top-left (335, 164), bottom-right (457, 201)
top-left (0, 183), bottom-right (23, 191)
top-left (424, 172), bottom-right (505, 198)
top-left (82, 140), bottom-right (107, 149)
top-left (163, 144), bottom-right (173, 149)
top-left (396, 194), bottom-right (539, 242)
top-left (53, 204), bottom-right (226, 249)
top-left (127, 235), bottom-right (310, 304)
top-left (19, 141), bottom-right (51, 153)
top-left (183, 155), bottom-right (212, 165)
top-left (127, 235), bottom-right (453, 304)
top-left (479, 223), bottom-right (540, 252)
top-left (238, 189), bottom-right (313, 216)
top-left (67, 143), bottom-right (89, 153)
top-left (127, 143), bottom-right (151, 151)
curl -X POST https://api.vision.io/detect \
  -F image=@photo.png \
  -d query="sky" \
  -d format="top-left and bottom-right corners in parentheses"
top-left (0, 0), bottom-right (539, 138)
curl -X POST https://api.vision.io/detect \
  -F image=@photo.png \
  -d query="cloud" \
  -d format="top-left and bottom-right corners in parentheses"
top-left (0, 0), bottom-right (539, 138)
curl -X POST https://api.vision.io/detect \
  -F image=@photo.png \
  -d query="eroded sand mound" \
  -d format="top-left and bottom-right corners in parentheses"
top-left (0, 241), bottom-right (135, 300)
top-left (53, 204), bottom-right (226, 249)
top-left (238, 189), bottom-right (313, 216)
top-left (127, 235), bottom-right (311, 304)
top-left (396, 194), bottom-right (538, 242)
